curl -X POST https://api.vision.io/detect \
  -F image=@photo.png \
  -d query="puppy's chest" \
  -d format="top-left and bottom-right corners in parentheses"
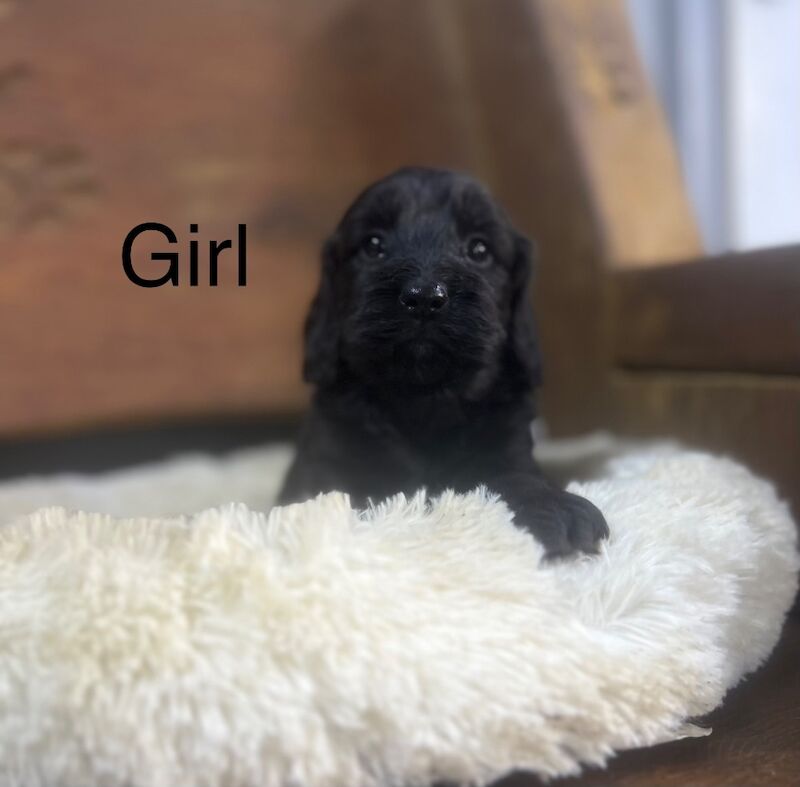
top-left (382, 415), bottom-right (488, 487)
top-left (346, 395), bottom-right (513, 494)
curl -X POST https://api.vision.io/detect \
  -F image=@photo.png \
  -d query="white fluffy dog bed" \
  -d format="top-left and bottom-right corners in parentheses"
top-left (0, 439), bottom-right (797, 787)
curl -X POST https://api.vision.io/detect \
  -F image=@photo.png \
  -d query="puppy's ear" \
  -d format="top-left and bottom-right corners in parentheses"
top-left (303, 237), bottom-right (341, 386)
top-left (508, 233), bottom-right (543, 387)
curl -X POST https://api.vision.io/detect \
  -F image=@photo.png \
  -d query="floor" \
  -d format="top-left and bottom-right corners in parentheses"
top-left (496, 614), bottom-right (800, 787)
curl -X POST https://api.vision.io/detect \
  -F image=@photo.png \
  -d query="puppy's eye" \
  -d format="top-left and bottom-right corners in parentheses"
top-left (466, 237), bottom-right (491, 263)
top-left (361, 234), bottom-right (386, 259)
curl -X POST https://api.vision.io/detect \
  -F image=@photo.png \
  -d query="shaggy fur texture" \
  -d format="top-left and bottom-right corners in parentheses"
top-left (0, 443), bottom-right (797, 787)
top-left (280, 168), bottom-right (608, 557)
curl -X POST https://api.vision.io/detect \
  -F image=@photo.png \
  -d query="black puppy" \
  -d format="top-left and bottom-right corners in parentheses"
top-left (279, 167), bottom-right (608, 557)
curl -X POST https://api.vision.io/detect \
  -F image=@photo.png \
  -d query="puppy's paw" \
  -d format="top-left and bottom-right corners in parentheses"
top-left (512, 489), bottom-right (609, 559)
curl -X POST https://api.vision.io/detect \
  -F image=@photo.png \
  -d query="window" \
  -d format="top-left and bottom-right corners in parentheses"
top-left (627, 0), bottom-right (800, 252)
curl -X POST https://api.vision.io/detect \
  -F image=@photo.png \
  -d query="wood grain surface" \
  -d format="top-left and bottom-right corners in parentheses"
top-left (522, 0), bottom-right (700, 267)
top-left (0, 0), bottom-right (697, 437)
top-left (612, 245), bottom-right (800, 375)
top-left (0, 0), bottom-right (475, 435)
top-left (607, 371), bottom-right (800, 523)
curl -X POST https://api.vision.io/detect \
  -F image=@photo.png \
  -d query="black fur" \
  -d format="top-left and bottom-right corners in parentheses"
top-left (279, 167), bottom-right (608, 557)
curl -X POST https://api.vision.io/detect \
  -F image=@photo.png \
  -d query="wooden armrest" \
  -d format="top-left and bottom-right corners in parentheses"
top-left (611, 245), bottom-right (800, 375)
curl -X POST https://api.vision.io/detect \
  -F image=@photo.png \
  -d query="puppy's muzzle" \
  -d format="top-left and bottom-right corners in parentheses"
top-left (398, 281), bottom-right (449, 316)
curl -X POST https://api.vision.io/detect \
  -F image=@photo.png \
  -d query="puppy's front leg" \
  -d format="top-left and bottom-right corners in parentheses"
top-left (487, 471), bottom-right (609, 558)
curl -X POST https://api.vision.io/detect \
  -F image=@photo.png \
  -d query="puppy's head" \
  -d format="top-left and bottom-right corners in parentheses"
top-left (304, 167), bottom-right (541, 395)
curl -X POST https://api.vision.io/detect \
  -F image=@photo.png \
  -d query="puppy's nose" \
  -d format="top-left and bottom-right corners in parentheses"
top-left (399, 282), bottom-right (449, 314)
